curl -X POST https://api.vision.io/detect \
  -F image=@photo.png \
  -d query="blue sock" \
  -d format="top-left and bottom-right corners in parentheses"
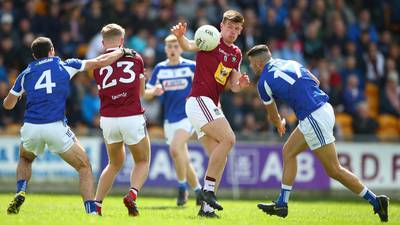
top-left (276, 184), bottom-right (292, 207)
top-left (194, 187), bottom-right (201, 194)
top-left (84, 200), bottom-right (97, 214)
top-left (178, 180), bottom-right (188, 190)
top-left (359, 187), bottom-right (379, 209)
top-left (16, 180), bottom-right (28, 193)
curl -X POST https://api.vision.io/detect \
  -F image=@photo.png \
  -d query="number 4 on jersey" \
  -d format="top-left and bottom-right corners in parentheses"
top-left (34, 70), bottom-right (56, 94)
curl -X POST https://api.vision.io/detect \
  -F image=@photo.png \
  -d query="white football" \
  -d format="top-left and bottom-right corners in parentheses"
top-left (194, 25), bottom-right (220, 51)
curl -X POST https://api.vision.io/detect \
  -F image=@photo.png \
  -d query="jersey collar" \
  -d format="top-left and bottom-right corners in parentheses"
top-left (166, 57), bottom-right (184, 66)
top-left (105, 47), bottom-right (120, 53)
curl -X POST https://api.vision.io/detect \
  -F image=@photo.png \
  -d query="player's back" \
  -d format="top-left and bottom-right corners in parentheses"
top-left (93, 49), bottom-right (144, 117)
top-left (11, 56), bottom-right (84, 124)
top-left (190, 39), bottom-right (242, 105)
top-left (258, 59), bottom-right (328, 120)
top-left (148, 58), bottom-right (195, 123)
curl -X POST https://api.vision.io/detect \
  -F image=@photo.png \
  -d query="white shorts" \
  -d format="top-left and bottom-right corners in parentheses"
top-left (164, 118), bottom-right (195, 145)
top-left (20, 121), bottom-right (76, 156)
top-left (298, 103), bottom-right (336, 150)
top-left (185, 96), bottom-right (225, 139)
top-left (100, 115), bottom-right (147, 145)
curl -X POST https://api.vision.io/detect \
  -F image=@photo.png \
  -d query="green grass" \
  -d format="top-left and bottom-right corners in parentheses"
top-left (1, 194), bottom-right (399, 225)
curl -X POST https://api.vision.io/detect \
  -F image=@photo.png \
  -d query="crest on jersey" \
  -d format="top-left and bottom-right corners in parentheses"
top-left (214, 62), bottom-right (233, 85)
top-left (232, 56), bottom-right (237, 62)
top-left (214, 108), bottom-right (221, 115)
top-left (224, 55), bottom-right (228, 62)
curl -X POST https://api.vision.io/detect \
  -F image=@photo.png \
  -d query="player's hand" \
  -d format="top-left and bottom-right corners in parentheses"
top-left (277, 118), bottom-right (286, 137)
top-left (171, 22), bottom-right (187, 38)
top-left (239, 74), bottom-right (250, 88)
top-left (153, 84), bottom-right (164, 96)
top-left (122, 48), bottom-right (136, 57)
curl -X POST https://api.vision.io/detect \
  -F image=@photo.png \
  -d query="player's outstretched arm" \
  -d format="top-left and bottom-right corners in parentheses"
top-left (228, 69), bottom-right (250, 92)
top-left (171, 22), bottom-right (200, 52)
top-left (83, 48), bottom-right (126, 71)
top-left (3, 93), bottom-right (19, 110)
top-left (265, 102), bottom-right (286, 137)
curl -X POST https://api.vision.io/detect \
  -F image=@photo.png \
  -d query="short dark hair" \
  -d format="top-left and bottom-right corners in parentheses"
top-left (246, 44), bottom-right (271, 59)
top-left (222, 10), bottom-right (244, 24)
top-left (31, 37), bottom-right (53, 59)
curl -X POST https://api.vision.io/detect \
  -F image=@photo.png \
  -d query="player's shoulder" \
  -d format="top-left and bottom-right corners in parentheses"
top-left (229, 43), bottom-right (242, 55)
top-left (61, 57), bottom-right (83, 68)
top-left (155, 60), bottom-right (169, 68)
top-left (180, 58), bottom-right (196, 66)
top-left (120, 50), bottom-right (144, 63)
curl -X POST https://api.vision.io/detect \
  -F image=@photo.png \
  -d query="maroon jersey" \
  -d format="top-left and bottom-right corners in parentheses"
top-left (189, 39), bottom-right (242, 105)
top-left (93, 49), bottom-right (144, 117)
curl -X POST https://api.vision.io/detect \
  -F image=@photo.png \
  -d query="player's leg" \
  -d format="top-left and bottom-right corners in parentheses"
top-left (197, 135), bottom-right (221, 218)
top-left (313, 143), bottom-right (389, 222)
top-left (258, 127), bottom-right (308, 218)
top-left (59, 141), bottom-right (97, 214)
top-left (124, 135), bottom-right (150, 216)
top-left (95, 141), bottom-right (125, 213)
top-left (184, 145), bottom-right (202, 205)
top-left (169, 129), bottom-right (191, 206)
top-left (169, 127), bottom-right (202, 206)
top-left (309, 103), bottom-right (388, 222)
top-left (7, 144), bottom-right (37, 214)
top-left (197, 117), bottom-right (235, 211)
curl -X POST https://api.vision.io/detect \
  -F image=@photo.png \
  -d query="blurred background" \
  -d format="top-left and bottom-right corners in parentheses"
top-left (0, 0), bottom-right (399, 198)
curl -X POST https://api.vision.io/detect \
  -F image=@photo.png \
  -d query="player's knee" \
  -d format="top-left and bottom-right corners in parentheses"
top-left (109, 160), bottom-right (124, 171)
top-left (326, 166), bottom-right (343, 180)
top-left (223, 132), bottom-right (236, 149)
top-left (169, 145), bottom-right (180, 159)
top-left (75, 154), bottom-right (91, 171)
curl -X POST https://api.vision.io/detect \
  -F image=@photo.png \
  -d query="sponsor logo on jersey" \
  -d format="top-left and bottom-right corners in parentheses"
top-left (112, 92), bottom-right (127, 100)
top-left (36, 58), bottom-right (54, 65)
top-left (162, 79), bottom-right (189, 91)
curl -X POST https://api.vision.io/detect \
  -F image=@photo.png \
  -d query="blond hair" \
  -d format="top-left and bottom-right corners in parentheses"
top-left (101, 23), bottom-right (125, 40)
top-left (222, 10), bottom-right (244, 24)
top-left (164, 34), bottom-right (178, 43)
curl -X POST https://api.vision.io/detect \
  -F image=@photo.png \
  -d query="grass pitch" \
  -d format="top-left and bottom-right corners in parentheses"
top-left (0, 194), bottom-right (399, 225)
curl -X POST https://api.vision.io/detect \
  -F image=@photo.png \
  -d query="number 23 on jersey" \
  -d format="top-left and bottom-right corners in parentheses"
top-left (98, 61), bottom-right (136, 90)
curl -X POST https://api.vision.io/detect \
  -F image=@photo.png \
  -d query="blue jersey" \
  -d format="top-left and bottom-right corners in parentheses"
top-left (11, 56), bottom-right (85, 124)
top-left (257, 59), bottom-right (328, 120)
top-left (147, 58), bottom-right (195, 123)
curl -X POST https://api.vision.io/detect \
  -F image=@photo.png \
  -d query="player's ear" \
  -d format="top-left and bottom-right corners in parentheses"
top-left (32, 53), bottom-right (37, 60)
top-left (120, 37), bottom-right (124, 47)
top-left (49, 47), bottom-right (55, 56)
top-left (101, 40), bottom-right (105, 48)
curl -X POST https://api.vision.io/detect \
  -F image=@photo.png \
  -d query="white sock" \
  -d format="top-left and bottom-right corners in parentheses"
top-left (358, 186), bottom-right (368, 197)
top-left (203, 179), bottom-right (215, 192)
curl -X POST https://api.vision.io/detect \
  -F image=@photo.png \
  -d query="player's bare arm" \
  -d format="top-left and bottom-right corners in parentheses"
top-left (83, 48), bottom-right (125, 71)
top-left (227, 69), bottom-right (250, 93)
top-left (3, 93), bottom-right (19, 110)
top-left (170, 22), bottom-right (200, 52)
top-left (265, 102), bottom-right (286, 137)
top-left (144, 84), bottom-right (164, 100)
top-left (139, 73), bottom-right (146, 96)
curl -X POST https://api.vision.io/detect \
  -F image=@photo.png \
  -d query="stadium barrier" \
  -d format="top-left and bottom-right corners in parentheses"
top-left (0, 137), bottom-right (399, 198)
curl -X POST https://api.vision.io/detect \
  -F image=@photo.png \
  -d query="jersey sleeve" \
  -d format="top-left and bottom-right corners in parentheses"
top-left (10, 70), bottom-right (28, 96)
top-left (146, 65), bottom-right (160, 89)
top-left (63, 58), bottom-right (86, 79)
top-left (257, 77), bottom-right (274, 105)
